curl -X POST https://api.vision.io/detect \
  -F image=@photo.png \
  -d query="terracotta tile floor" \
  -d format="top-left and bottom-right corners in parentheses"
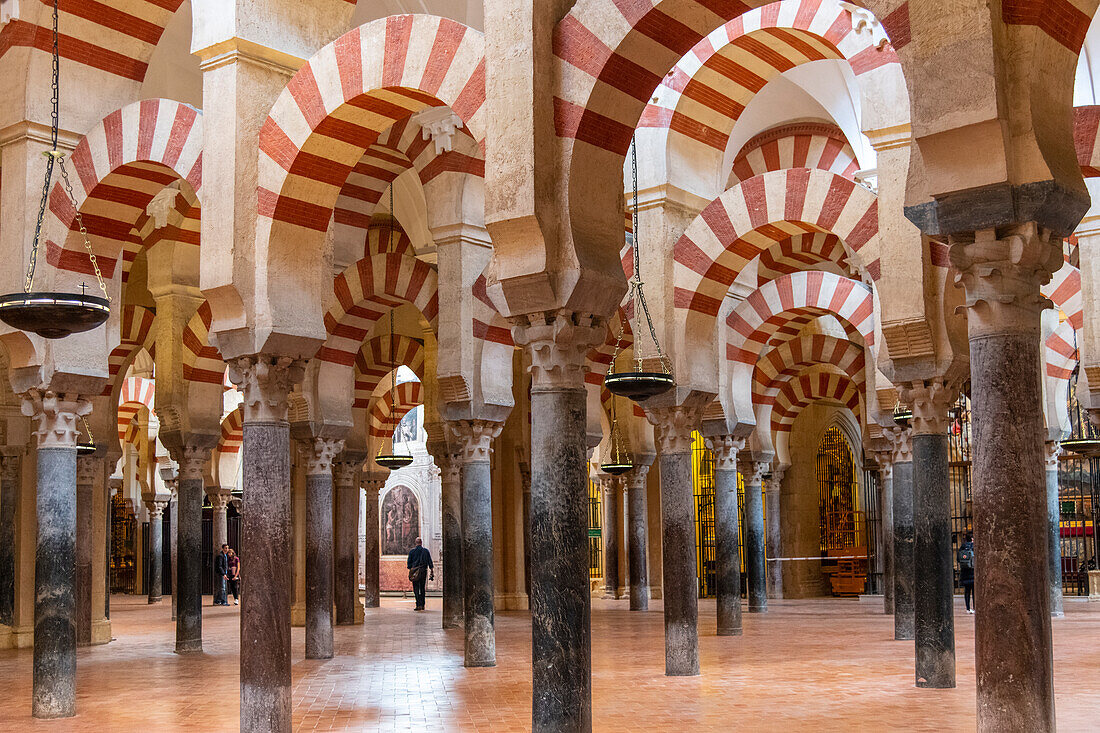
top-left (1, 594), bottom-right (1099, 731)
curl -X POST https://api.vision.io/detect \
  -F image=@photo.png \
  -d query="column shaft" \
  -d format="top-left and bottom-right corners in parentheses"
top-left (212, 502), bottom-right (228, 553)
top-left (175, 475), bottom-right (203, 653)
top-left (362, 485), bottom-right (380, 608)
top-left (742, 468), bottom-right (767, 612)
top-left (880, 465), bottom-right (895, 614)
top-left (147, 507), bottom-right (165, 603)
top-left (893, 460), bottom-right (915, 640)
top-left (0, 454), bottom-right (17, 627)
top-left (33, 446), bottom-right (77, 719)
top-left (659, 451), bottom-right (698, 674)
top-left (626, 468), bottom-right (649, 611)
top-left (601, 480), bottom-right (619, 599)
top-left (441, 461), bottom-right (463, 628)
top-left (765, 476), bottom-right (783, 600)
top-left (462, 458), bottom-right (495, 666)
top-left (334, 481), bottom-right (358, 625)
top-left (305, 472), bottom-right (334, 659)
top-left (913, 432), bottom-right (955, 688)
top-left (75, 461), bottom-right (96, 646)
top-left (1045, 445), bottom-right (1063, 617)
top-left (529, 386), bottom-right (590, 731)
top-left (714, 463), bottom-right (742, 636)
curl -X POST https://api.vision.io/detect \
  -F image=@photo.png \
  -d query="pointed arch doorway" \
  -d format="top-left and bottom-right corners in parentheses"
top-left (817, 425), bottom-right (868, 595)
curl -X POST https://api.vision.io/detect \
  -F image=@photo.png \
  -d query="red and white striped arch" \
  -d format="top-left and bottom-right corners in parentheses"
top-left (364, 220), bottom-right (414, 258)
top-left (771, 368), bottom-right (863, 435)
top-left (102, 304), bottom-right (156, 396)
top-left (354, 335), bottom-right (426, 410)
top-left (756, 232), bottom-right (855, 286)
top-left (218, 408), bottom-right (243, 455)
top-left (182, 301), bottom-right (225, 385)
top-left (729, 123), bottom-right (860, 186)
top-left (726, 272), bottom-right (875, 366)
top-left (117, 376), bottom-right (155, 444)
top-left (46, 98), bottom-right (202, 283)
top-left (257, 15), bottom-right (485, 239)
top-left (1046, 321), bottom-right (1077, 383)
top-left (368, 381), bottom-right (424, 439)
top-left (752, 334), bottom-right (866, 404)
top-left (0, 1), bottom-right (187, 83)
top-left (674, 168), bottom-right (878, 335)
top-left (316, 253), bottom-right (439, 366)
top-left (472, 271), bottom-right (514, 350)
top-left (1043, 260), bottom-right (1082, 330)
top-left (1075, 105), bottom-right (1100, 176)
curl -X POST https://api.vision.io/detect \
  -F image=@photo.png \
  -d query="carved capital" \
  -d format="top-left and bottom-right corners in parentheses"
top-left (447, 419), bottom-right (503, 463)
top-left (362, 478), bottom-right (385, 499)
top-left (0, 452), bottom-right (21, 483)
top-left (172, 442), bottom-right (213, 481)
top-left (1045, 441), bottom-right (1061, 471)
top-left (436, 452), bottom-right (462, 485)
top-left (511, 311), bottom-right (605, 390)
top-left (874, 452), bottom-right (894, 481)
top-left (707, 435), bottom-right (746, 471)
top-left (227, 354), bottom-right (306, 423)
top-left (899, 379), bottom-right (957, 436)
top-left (599, 475), bottom-right (620, 499)
top-left (884, 425), bottom-right (913, 463)
top-left (205, 489), bottom-right (232, 511)
top-left (164, 478), bottom-right (178, 498)
top-left (144, 498), bottom-right (169, 518)
top-left (627, 463), bottom-right (650, 491)
top-left (76, 456), bottom-right (102, 486)
top-left (300, 437), bottom-right (344, 477)
top-left (333, 460), bottom-right (358, 489)
top-left (21, 389), bottom-right (92, 449)
top-left (737, 459), bottom-right (769, 487)
top-left (768, 465), bottom-right (786, 490)
top-left (646, 404), bottom-right (705, 455)
top-left (949, 223), bottom-right (1062, 336)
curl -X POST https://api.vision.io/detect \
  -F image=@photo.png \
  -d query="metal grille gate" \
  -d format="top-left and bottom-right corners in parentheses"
top-left (587, 472), bottom-right (602, 579)
top-left (816, 426), bottom-right (867, 595)
top-left (1060, 368), bottom-right (1099, 594)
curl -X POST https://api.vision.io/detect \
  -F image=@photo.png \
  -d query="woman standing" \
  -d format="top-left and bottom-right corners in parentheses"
top-left (227, 548), bottom-right (241, 605)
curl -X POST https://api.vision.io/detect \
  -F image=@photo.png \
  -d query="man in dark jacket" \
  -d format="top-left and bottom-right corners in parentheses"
top-left (406, 538), bottom-right (434, 611)
top-left (214, 544), bottom-right (229, 606)
top-left (957, 534), bottom-right (975, 613)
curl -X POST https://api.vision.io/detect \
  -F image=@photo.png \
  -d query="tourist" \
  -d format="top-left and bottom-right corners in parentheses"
top-left (406, 538), bottom-right (434, 611)
top-left (227, 548), bottom-right (241, 606)
top-left (214, 544), bottom-right (229, 606)
top-left (958, 534), bottom-right (975, 613)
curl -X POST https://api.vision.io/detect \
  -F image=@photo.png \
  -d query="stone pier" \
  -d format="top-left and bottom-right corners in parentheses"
top-left (230, 355), bottom-right (305, 733)
top-left (626, 460), bottom-right (651, 612)
top-left (739, 459), bottom-right (768, 613)
top-left (888, 427), bottom-right (914, 640)
top-left (303, 438), bottom-right (341, 659)
top-left (709, 436), bottom-right (744, 636)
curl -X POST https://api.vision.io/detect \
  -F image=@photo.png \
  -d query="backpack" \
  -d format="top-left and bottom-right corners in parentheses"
top-left (957, 545), bottom-right (974, 569)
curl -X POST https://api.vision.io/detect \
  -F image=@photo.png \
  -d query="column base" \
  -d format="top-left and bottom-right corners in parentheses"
top-left (1088, 570), bottom-right (1100, 600)
top-left (495, 592), bottom-right (529, 610)
top-left (353, 601), bottom-right (365, 625)
top-left (91, 618), bottom-right (111, 645)
top-left (290, 601), bottom-right (305, 627)
top-left (175, 640), bottom-right (202, 654)
top-left (716, 627), bottom-right (743, 637)
top-left (12, 624), bottom-right (33, 648)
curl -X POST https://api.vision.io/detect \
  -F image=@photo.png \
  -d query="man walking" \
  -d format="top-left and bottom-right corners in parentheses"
top-left (214, 544), bottom-right (229, 606)
top-left (958, 533), bottom-right (975, 613)
top-left (406, 538), bottom-right (434, 611)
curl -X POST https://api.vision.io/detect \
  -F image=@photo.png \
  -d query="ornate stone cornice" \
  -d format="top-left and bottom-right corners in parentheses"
top-left (227, 355), bottom-right (306, 423)
top-left (511, 312), bottom-right (605, 390)
top-left (949, 223), bottom-right (1063, 336)
top-left (884, 425), bottom-right (913, 463)
top-left (899, 379), bottom-right (958, 436)
top-left (21, 390), bottom-right (93, 449)
top-left (1045, 441), bottom-right (1061, 471)
top-left (647, 403), bottom-right (705, 455)
top-left (447, 419), bottom-right (503, 463)
top-left (737, 459), bottom-right (769, 486)
top-left (301, 437), bottom-right (344, 477)
top-left (707, 435), bottom-right (746, 471)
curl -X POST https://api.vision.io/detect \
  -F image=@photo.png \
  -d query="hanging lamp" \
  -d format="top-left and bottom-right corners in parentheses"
top-left (601, 398), bottom-right (633, 476)
top-left (0, 0), bottom-right (110, 339)
top-left (76, 415), bottom-right (96, 456)
top-left (892, 401), bottom-right (912, 429)
top-left (375, 195), bottom-right (414, 471)
top-left (604, 136), bottom-right (674, 402)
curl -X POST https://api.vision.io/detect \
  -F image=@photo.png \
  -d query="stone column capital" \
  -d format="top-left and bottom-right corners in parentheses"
top-left (145, 498), bottom-right (169, 518)
top-left (435, 451), bottom-right (462, 484)
top-left (446, 419), bottom-right (503, 463)
top-left (646, 403), bottom-right (706, 455)
top-left (707, 435), bottom-right (746, 470)
top-left (737, 459), bottom-right (769, 486)
top-left (361, 479), bottom-right (385, 499)
top-left (227, 354), bottom-right (306, 423)
top-left (626, 463), bottom-right (650, 491)
top-left (767, 465), bottom-right (787, 490)
top-left (899, 379), bottom-right (958, 436)
top-left (1044, 441), bottom-right (1061, 470)
top-left (170, 441), bottom-right (215, 481)
top-left (299, 437), bottom-right (344, 477)
top-left (76, 455), bottom-right (102, 486)
top-left (874, 451), bottom-right (894, 480)
top-left (949, 223), bottom-right (1062, 336)
top-left (20, 389), bottom-right (92, 448)
top-left (884, 424), bottom-right (913, 462)
top-left (164, 478), bottom-right (178, 498)
top-left (332, 460), bottom-right (359, 489)
top-left (511, 311), bottom-right (605, 390)
top-left (206, 490), bottom-right (232, 511)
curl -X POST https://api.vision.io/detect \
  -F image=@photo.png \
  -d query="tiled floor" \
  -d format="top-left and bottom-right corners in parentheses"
top-left (1, 594), bottom-right (1098, 731)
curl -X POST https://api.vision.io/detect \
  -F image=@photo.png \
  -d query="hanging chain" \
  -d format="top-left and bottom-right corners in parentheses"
top-left (389, 308), bottom-right (398, 436)
top-left (80, 415), bottom-right (95, 444)
top-left (23, 0), bottom-right (110, 301)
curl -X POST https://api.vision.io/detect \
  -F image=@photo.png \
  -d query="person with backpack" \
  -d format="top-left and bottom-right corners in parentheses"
top-left (957, 533), bottom-right (975, 613)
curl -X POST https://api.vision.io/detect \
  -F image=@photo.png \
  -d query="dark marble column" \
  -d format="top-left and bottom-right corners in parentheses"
top-left (169, 442), bottom-right (213, 654)
top-left (626, 461), bottom-right (650, 611)
top-left (0, 451), bottom-right (20, 628)
top-left (513, 314), bottom-right (603, 732)
top-left (765, 466), bottom-right (785, 600)
top-left (888, 426), bottom-right (914, 640)
top-left (739, 459), bottom-right (768, 613)
top-left (451, 420), bottom-right (502, 667)
top-left (600, 475), bottom-right (620, 599)
top-left (1045, 442), bottom-right (1063, 618)
top-left (229, 355), bottom-right (305, 733)
top-left (953, 225), bottom-right (1055, 732)
top-left (145, 499), bottom-right (168, 604)
top-left (437, 453), bottom-right (463, 628)
top-left (333, 459), bottom-right (361, 625)
top-left (649, 404), bottom-right (705, 676)
top-left (302, 439), bottom-right (340, 659)
top-left (877, 459), bottom-right (895, 614)
top-left (75, 456), bottom-right (98, 645)
top-left (904, 380), bottom-right (956, 689)
top-left (709, 436), bottom-right (743, 636)
top-left (168, 480), bottom-right (178, 622)
top-left (24, 390), bottom-right (91, 719)
top-left (362, 480), bottom-right (382, 609)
